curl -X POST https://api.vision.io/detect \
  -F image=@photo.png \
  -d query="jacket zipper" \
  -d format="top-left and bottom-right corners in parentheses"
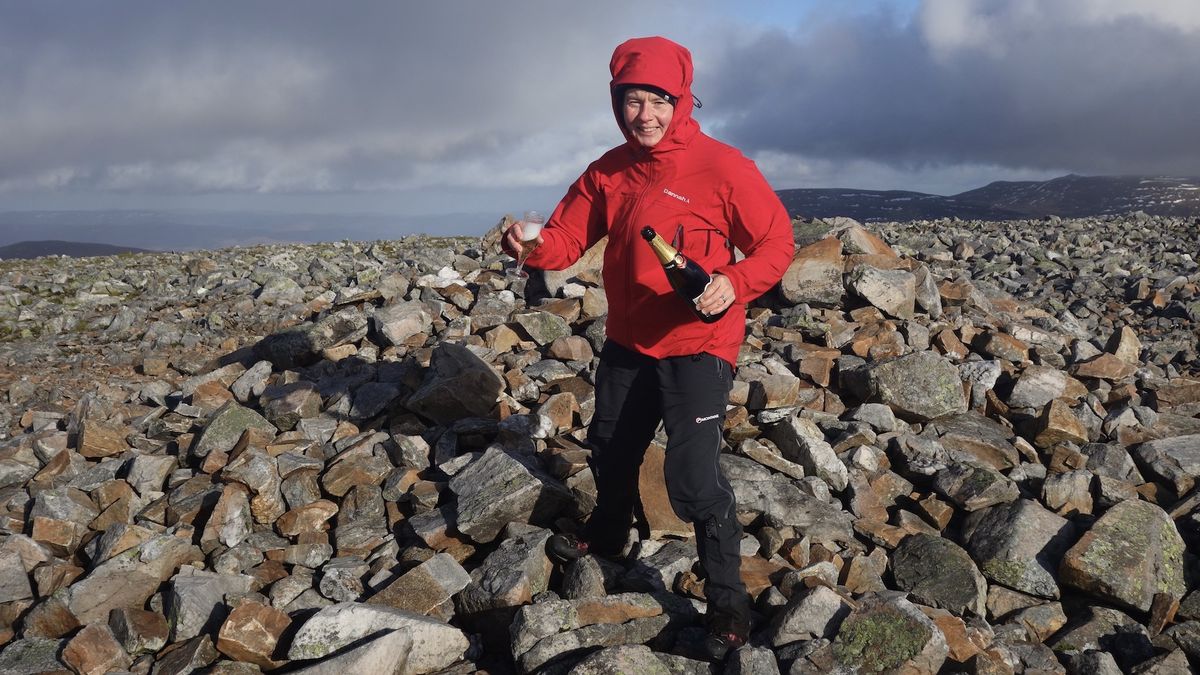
top-left (624, 149), bottom-right (656, 346)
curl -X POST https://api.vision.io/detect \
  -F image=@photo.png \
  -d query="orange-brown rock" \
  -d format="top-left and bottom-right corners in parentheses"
top-left (216, 600), bottom-right (292, 670)
top-left (31, 516), bottom-right (86, 556)
top-left (934, 329), bottom-right (970, 360)
top-left (976, 331), bottom-right (1029, 363)
top-left (1031, 399), bottom-right (1090, 448)
top-left (1071, 353), bottom-right (1138, 381)
top-left (78, 420), bottom-right (130, 458)
top-left (573, 594), bottom-right (663, 626)
top-left (639, 443), bottom-right (691, 538)
top-left (192, 379), bottom-right (235, 412)
top-left (915, 494), bottom-right (954, 530)
top-left (740, 555), bottom-right (790, 599)
top-left (62, 623), bottom-right (133, 675)
top-left (276, 499), bottom-right (340, 538)
top-left (838, 225), bottom-right (898, 257)
top-left (537, 392), bottom-right (580, 435)
top-left (920, 606), bottom-right (987, 663)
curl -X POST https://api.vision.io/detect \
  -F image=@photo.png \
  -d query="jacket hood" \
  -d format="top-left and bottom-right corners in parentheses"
top-left (609, 36), bottom-right (699, 152)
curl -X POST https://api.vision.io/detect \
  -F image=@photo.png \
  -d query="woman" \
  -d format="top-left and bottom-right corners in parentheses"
top-left (503, 35), bottom-right (794, 660)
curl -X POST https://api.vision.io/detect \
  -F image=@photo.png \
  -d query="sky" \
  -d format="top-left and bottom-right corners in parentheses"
top-left (1, 0), bottom-right (1198, 238)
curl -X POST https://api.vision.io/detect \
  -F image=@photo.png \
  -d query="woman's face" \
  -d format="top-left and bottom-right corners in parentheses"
top-left (622, 88), bottom-right (674, 148)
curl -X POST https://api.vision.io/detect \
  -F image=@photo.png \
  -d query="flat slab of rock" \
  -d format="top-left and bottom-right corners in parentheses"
top-left (1133, 434), bottom-right (1200, 494)
top-left (731, 475), bottom-right (855, 545)
top-left (933, 462), bottom-right (1019, 511)
top-left (288, 630), bottom-right (413, 674)
top-left (510, 594), bottom-right (670, 673)
top-left (926, 412), bottom-right (1020, 470)
top-left (369, 552), bottom-right (471, 615)
top-left (288, 602), bottom-right (469, 673)
top-left (67, 535), bottom-right (202, 625)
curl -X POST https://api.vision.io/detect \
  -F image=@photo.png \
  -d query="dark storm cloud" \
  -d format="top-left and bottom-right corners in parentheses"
top-left (0, 0), bottom-right (668, 193)
top-left (704, 0), bottom-right (1200, 177)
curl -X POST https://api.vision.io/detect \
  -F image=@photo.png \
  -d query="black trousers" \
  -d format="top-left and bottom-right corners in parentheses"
top-left (583, 341), bottom-right (750, 626)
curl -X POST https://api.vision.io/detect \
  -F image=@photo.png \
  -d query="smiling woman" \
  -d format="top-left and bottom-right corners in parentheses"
top-left (501, 35), bottom-right (795, 664)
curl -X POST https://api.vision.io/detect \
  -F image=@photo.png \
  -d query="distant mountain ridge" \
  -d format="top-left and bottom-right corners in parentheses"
top-left (778, 173), bottom-right (1200, 221)
top-left (3, 174), bottom-right (1198, 258)
top-left (0, 240), bottom-right (152, 260)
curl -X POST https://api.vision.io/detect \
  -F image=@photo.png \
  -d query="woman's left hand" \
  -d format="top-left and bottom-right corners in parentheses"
top-left (695, 274), bottom-right (736, 316)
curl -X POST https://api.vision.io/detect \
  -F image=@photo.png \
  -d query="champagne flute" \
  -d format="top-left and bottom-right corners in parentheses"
top-left (509, 210), bottom-right (544, 279)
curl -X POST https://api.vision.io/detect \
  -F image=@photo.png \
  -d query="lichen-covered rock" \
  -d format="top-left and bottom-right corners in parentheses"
top-left (190, 401), bottom-right (277, 458)
top-left (287, 629), bottom-right (412, 674)
top-left (830, 592), bottom-right (948, 673)
top-left (0, 637), bottom-right (67, 674)
top-left (866, 351), bottom-right (968, 421)
top-left (1059, 499), bottom-right (1186, 611)
top-left (3, 213), bottom-right (1200, 675)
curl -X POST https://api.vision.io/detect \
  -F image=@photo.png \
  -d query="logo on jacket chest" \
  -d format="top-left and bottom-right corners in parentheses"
top-left (662, 187), bottom-right (690, 204)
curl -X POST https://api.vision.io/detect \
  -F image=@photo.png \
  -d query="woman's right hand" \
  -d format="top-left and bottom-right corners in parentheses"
top-left (502, 220), bottom-right (543, 259)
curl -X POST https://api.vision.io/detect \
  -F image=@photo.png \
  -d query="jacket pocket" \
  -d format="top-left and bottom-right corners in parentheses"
top-left (674, 220), bottom-right (732, 269)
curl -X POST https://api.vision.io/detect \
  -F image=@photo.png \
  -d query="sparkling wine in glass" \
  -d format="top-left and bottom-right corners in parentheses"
top-left (509, 211), bottom-right (544, 279)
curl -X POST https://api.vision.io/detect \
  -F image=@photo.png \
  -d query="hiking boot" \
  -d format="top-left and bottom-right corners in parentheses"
top-left (703, 614), bottom-right (749, 661)
top-left (546, 533), bottom-right (590, 563)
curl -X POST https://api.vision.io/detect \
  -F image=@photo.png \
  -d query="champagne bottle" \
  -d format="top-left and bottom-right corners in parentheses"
top-left (641, 226), bottom-right (725, 323)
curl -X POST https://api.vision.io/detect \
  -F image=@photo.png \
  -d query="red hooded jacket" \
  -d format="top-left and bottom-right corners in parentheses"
top-left (522, 36), bottom-right (795, 366)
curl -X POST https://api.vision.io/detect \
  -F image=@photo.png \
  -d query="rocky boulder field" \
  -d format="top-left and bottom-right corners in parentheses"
top-left (0, 212), bottom-right (1198, 674)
